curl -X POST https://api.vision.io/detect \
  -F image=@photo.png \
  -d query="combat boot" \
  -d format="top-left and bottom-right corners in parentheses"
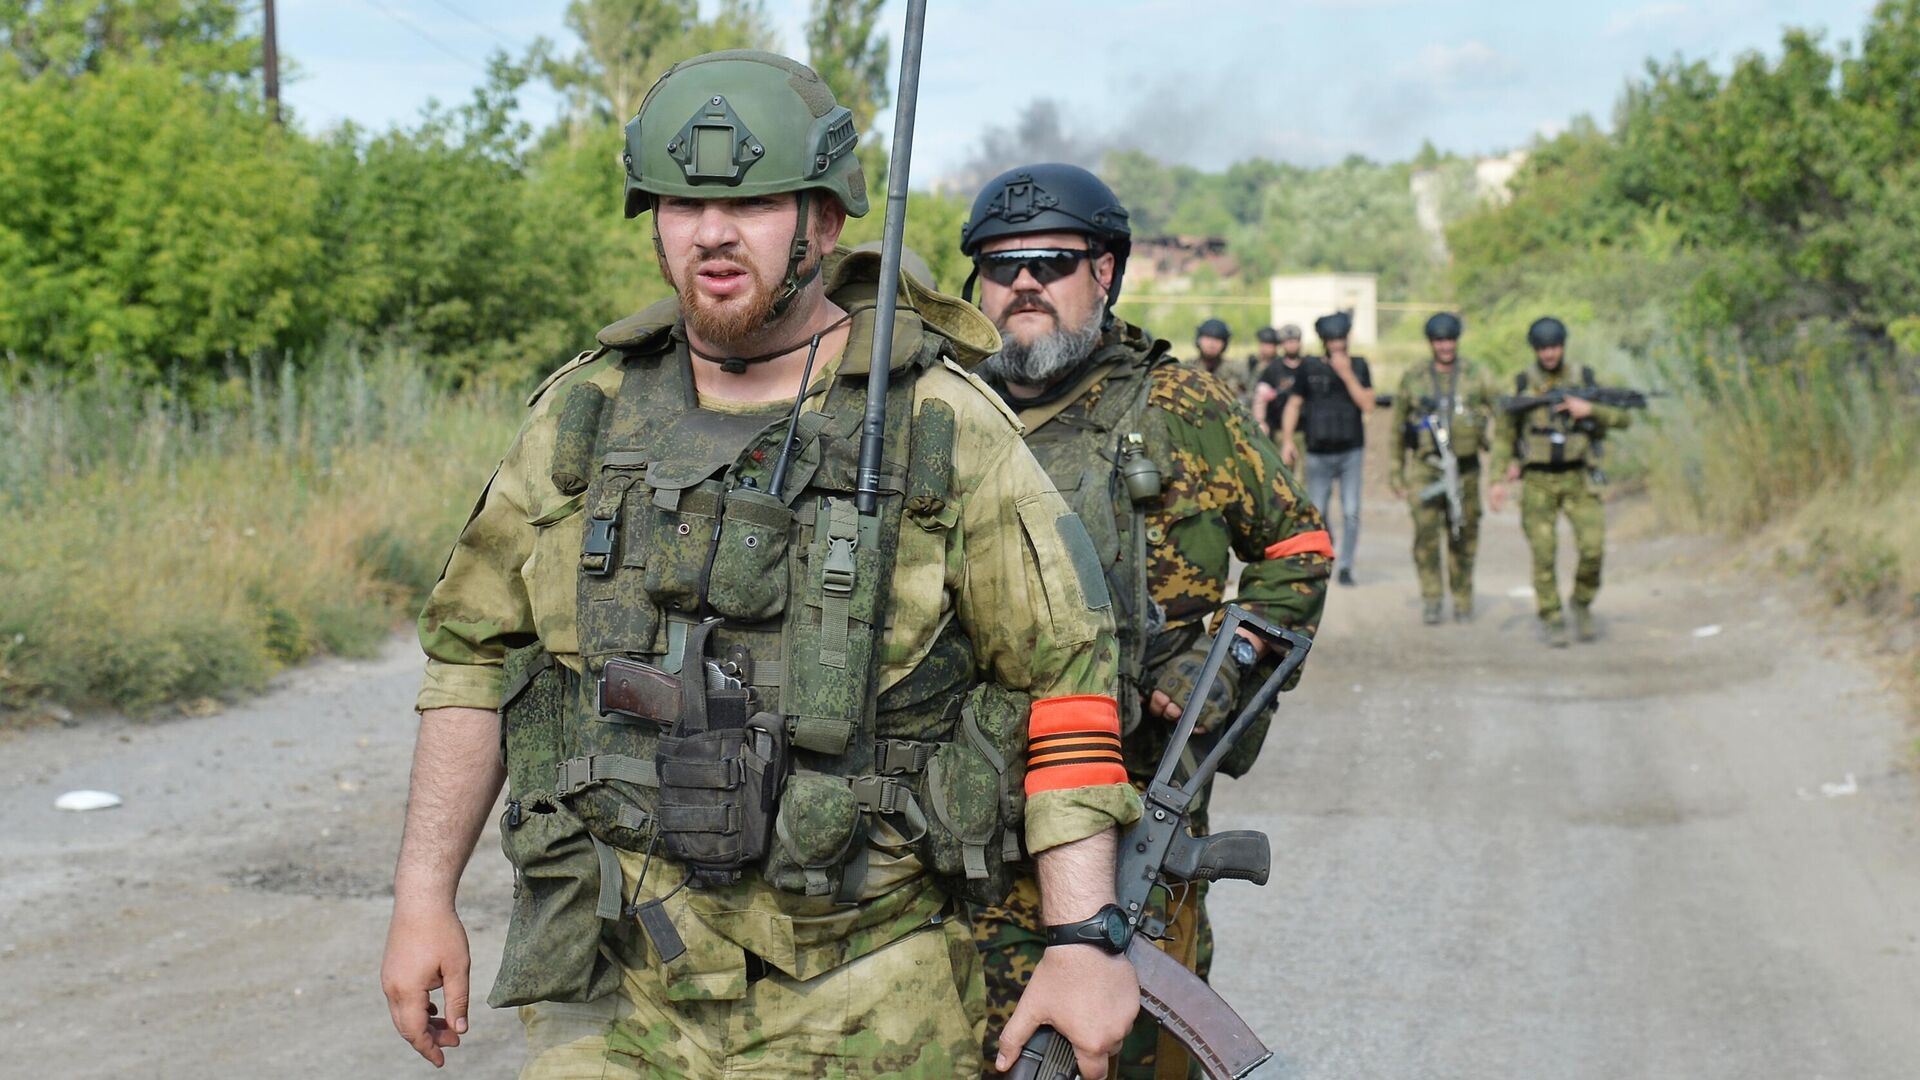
top-left (1422, 600), bottom-right (1443, 625)
top-left (1543, 613), bottom-right (1570, 648)
top-left (1573, 603), bottom-right (1597, 642)
top-left (1452, 596), bottom-right (1474, 623)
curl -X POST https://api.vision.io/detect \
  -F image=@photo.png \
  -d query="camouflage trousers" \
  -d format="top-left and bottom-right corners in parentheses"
top-left (1520, 468), bottom-right (1605, 618)
top-left (970, 875), bottom-right (1212, 1080)
top-left (1406, 465), bottom-right (1482, 603)
top-left (517, 914), bottom-right (984, 1079)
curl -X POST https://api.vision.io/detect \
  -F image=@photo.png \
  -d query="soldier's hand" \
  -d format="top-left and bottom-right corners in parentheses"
top-left (382, 904), bottom-right (473, 1067)
top-left (1151, 645), bottom-right (1241, 735)
top-left (1555, 395), bottom-right (1594, 419)
top-left (1488, 482), bottom-right (1509, 513)
top-left (1505, 463), bottom-right (1522, 482)
top-left (1279, 439), bottom-right (1298, 467)
top-left (995, 944), bottom-right (1139, 1078)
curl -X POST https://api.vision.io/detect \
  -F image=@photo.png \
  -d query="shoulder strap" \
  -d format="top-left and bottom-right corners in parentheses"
top-left (1582, 365), bottom-right (1597, 388)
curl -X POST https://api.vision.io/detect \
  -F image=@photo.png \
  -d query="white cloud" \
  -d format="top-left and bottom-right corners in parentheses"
top-left (1407, 41), bottom-right (1522, 89)
top-left (1604, 3), bottom-right (1694, 38)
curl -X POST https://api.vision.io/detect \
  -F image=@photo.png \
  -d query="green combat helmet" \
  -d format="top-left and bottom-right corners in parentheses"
top-left (622, 49), bottom-right (870, 314)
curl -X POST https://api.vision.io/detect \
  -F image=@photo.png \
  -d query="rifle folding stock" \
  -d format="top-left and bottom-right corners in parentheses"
top-left (1009, 606), bottom-right (1311, 1080)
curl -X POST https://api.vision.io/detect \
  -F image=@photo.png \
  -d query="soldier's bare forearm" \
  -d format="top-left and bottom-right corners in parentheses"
top-left (393, 706), bottom-right (506, 912)
top-left (1035, 828), bottom-right (1118, 922)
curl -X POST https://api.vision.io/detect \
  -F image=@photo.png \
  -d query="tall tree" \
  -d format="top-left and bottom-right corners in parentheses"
top-left (0, 0), bottom-right (257, 81)
top-left (804, 0), bottom-right (888, 179)
top-left (538, 0), bottom-right (775, 126)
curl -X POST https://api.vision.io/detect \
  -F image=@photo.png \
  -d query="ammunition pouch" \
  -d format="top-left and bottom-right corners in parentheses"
top-left (706, 486), bottom-right (795, 622)
top-left (492, 646), bottom-right (624, 1008)
top-left (916, 683), bottom-right (1029, 904)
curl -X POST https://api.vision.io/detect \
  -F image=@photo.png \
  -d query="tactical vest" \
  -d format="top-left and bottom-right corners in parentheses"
top-left (1402, 361), bottom-right (1486, 461)
top-left (491, 301), bottom-right (1027, 1006)
top-left (1514, 364), bottom-right (1600, 468)
top-left (1016, 331), bottom-right (1171, 742)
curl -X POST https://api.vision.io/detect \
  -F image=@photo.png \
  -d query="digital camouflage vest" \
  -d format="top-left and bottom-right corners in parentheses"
top-left (490, 269), bottom-right (1029, 1007)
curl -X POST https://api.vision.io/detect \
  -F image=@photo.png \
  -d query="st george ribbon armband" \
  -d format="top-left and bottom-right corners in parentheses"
top-left (1264, 529), bottom-right (1333, 560)
top-left (1024, 695), bottom-right (1126, 795)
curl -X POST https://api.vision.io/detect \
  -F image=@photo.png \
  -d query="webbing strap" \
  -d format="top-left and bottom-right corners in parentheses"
top-left (555, 754), bottom-right (658, 795)
top-left (790, 715), bottom-right (856, 755)
top-left (657, 758), bottom-right (738, 790)
top-left (818, 498), bottom-right (860, 669)
top-left (656, 802), bottom-right (737, 834)
top-left (615, 804), bottom-right (654, 835)
top-left (591, 836), bottom-right (624, 921)
top-left (851, 776), bottom-right (928, 844)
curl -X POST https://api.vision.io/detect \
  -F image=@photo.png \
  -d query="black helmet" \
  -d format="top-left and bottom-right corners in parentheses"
top-left (1527, 316), bottom-right (1569, 349)
top-left (1424, 312), bottom-right (1463, 340)
top-left (1256, 326), bottom-right (1281, 345)
top-left (1197, 318), bottom-right (1231, 341)
top-left (1314, 312), bottom-right (1353, 342)
top-left (960, 163), bottom-right (1132, 305)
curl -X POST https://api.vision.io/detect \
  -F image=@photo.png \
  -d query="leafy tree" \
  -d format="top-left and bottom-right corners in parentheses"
top-left (537, 0), bottom-right (775, 126)
top-left (804, 0), bottom-right (888, 183)
top-left (0, 0), bottom-right (256, 81)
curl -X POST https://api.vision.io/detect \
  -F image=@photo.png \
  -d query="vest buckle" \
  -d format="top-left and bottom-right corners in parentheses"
top-left (582, 513), bottom-right (618, 576)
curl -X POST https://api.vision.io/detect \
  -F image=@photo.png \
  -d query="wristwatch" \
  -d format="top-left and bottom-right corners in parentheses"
top-left (1227, 635), bottom-right (1259, 672)
top-left (1045, 904), bottom-right (1131, 954)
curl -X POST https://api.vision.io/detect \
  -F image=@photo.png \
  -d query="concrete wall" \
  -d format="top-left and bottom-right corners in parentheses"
top-left (1269, 273), bottom-right (1380, 348)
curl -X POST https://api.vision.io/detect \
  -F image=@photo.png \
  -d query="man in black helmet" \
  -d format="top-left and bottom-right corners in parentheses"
top-left (1388, 313), bottom-right (1498, 623)
top-left (1278, 311), bottom-right (1376, 586)
top-left (1187, 317), bottom-right (1254, 404)
top-left (959, 162), bottom-right (1332, 1080)
top-left (1253, 324), bottom-right (1306, 457)
top-left (1489, 317), bottom-right (1635, 646)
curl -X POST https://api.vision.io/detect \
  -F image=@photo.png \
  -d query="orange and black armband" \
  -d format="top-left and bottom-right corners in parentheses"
top-left (1264, 529), bottom-right (1333, 560)
top-left (1024, 695), bottom-right (1126, 795)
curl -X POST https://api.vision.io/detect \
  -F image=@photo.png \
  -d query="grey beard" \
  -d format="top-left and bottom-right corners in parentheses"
top-left (981, 307), bottom-right (1106, 387)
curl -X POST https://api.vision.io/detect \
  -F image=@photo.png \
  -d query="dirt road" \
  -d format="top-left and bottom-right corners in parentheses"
top-left (5, 483), bottom-right (1918, 1079)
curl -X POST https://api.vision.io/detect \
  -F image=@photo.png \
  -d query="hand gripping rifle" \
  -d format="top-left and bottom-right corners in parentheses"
top-left (1009, 606), bottom-right (1314, 1080)
top-left (1498, 386), bottom-right (1664, 414)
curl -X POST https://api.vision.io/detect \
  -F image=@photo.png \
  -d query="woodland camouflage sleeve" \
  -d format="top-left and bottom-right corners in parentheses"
top-left (1157, 366), bottom-right (1332, 636)
top-left (415, 434), bottom-right (538, 713)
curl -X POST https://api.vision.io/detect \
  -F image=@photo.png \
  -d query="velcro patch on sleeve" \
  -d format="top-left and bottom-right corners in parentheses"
top-left (1025, 695), bottom-right (1125, 794)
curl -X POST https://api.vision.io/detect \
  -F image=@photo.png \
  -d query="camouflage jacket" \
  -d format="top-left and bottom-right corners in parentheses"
top-left (417, 256), bottom-right (1139, 982)
top-left (1183, 351), bottom-right (1255, 406)
top-left (995, 321), bottom-right (1332, 780)
top-left (1488, 361), bottom-right (1636, 475)
top-left (1389, 358), bottom-right (1500, 482)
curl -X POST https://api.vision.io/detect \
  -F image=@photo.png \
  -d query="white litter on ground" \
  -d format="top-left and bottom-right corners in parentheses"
top-left (1692, 624), bottom-right (1723, 639)
top-left (54, 790), bottom-right (122, 812)
top-left (1506, 586), bottom-right (1535, 599)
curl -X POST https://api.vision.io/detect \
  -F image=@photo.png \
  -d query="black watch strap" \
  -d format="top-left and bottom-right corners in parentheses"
top-left (1043, 904), bottom-right (1129, 954)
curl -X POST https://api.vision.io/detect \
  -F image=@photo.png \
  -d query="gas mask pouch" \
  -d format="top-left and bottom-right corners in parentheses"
top-left (490, 798), bottom-right (624, 1008)
top-left (706, 485), bottom-right (794, 622)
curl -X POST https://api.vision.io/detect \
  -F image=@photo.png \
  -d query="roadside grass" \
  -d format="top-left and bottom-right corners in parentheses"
top-left (0, 352), bottom-right (518, 714)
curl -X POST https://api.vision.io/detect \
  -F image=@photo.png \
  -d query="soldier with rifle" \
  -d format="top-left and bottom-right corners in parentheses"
top-left (380, 42), bottom-right (1145, 1078)
top-left (1488, 316), bottom-right (1642, 646)
top-left (1388, 312), bottom-right (1498, 625)
top-left (957, 162), bottom-right (1332, 1080)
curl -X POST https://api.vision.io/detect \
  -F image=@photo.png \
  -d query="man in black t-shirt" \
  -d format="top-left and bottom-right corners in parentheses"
top-left (1253, 323), bottom-right (1305, 434)
top-left (1278, 312), bottom-right (1376, 586)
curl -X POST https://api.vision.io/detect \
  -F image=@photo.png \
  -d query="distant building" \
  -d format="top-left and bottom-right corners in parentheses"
top-left (1269, 273), bottom-right (1379, 349)
top-left (1128, 235), bottom-right (1238, 287)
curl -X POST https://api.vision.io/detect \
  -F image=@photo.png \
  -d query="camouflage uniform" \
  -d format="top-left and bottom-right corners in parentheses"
top-left (1389, 360), bottom-right (1499, 610)
top-left (418, 255), bottom-right (1141, 1079)
top-left (971, 321), bottom-right (1332, 1079)
top-left (1184, 352), bottom-right (1254, 407)
top-left (1488, 362), bottom-right (1634, 621)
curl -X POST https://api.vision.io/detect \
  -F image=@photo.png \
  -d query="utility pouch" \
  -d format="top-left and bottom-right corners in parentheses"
top-left (641, 472), bottom-right (725, 616)
top-left (706, 486), bottom-right (794, 622)
top-left (490, 798), bottom-right (623, 1008)
top-left (655, 710), bottom-right (786, 887)
top-left (919, 683), bottom-right (1029, 905)
top-left (764, 771), bottom-right (864, 897)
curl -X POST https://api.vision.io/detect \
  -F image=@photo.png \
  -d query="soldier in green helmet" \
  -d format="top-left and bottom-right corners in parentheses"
top-left (1185, 318), bottom-right (1254, 405)
top-left (1488, 317), bottom-right (1634, 646)
top-left (379, 52), bottom-right (1143, 1079)
top-left (1388, 312), bottom-right (1499, 625)
top-left (957, 163), bottom-right (1332, 1080)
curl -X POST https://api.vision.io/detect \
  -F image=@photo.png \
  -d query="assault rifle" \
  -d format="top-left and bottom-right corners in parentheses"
top-left (1009, 606), bottom-right (1313, 1080)
top-left (1499, 387), bottom-right (1663, 414)
top-left (1416, 412), bottom-right (1465, 540)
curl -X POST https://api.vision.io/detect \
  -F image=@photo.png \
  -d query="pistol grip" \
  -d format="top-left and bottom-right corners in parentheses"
top-left (1164, 829), bottom-right (1271, 885)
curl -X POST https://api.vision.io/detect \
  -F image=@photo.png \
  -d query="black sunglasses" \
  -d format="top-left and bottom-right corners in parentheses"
top-left (974, 247), bottom-right (1097, 288)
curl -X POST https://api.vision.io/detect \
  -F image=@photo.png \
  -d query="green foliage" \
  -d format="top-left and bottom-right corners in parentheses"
top-left (804, 0), bottom-right (888, 183)
top-left (536, 0), bottom-right (775, 125)
top-left (0, 0), bottom-right (256, 81)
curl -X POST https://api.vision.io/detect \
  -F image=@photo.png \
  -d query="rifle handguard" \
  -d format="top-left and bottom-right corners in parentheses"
top-left (1163, 830), bottom-right (1271, 885)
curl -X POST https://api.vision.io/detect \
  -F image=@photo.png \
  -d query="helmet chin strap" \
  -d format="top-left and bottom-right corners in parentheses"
top-left (769, 189), bottom-right (816, 319)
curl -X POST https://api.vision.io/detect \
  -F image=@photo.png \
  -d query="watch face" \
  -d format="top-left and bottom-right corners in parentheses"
top-left (1229, 637), bottom-right (1258, 668)
top-left (1100, 908), bottom-right (1130, 949)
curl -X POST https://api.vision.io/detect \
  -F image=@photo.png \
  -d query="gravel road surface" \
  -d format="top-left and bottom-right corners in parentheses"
top-left (5, 484), bottom-right (1916, 1079)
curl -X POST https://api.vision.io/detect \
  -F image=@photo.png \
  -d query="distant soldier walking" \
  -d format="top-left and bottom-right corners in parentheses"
top-left (1186, 318), bottom-right (1253, 404)
top-left (1488, 317), bottom-right (1635, 646)
top-left (1252, 324), bottom-right (1307, 461)
top-left (1390, 313), bottom-right (1497, 624)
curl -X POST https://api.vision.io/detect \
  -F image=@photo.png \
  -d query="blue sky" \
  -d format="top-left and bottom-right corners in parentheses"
top-left (280, 0), bottom-right (1878, 180)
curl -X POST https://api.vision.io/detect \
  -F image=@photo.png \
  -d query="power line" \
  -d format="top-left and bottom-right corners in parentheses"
top-left (355, 0), bottom-right (491, 74)
top-left (417, 0), bottom-right (521, 52)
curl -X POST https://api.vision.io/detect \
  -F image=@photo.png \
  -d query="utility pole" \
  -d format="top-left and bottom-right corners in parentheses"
top-left (264, 0), bottom-right (281, 125)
